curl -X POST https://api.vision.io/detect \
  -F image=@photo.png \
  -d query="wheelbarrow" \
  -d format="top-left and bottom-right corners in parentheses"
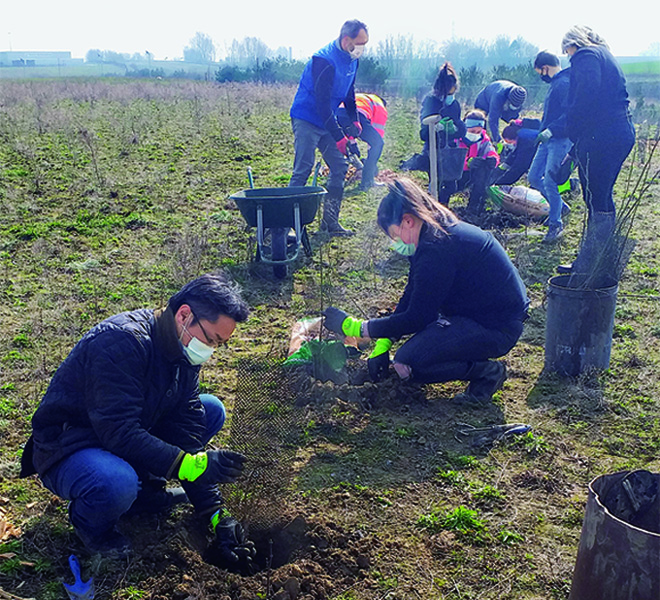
top-left (230, 166), bottom-right (326, 278)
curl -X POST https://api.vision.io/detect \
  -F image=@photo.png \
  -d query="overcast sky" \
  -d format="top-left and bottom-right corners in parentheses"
top-left (4, 0), bottom-right (658, 60)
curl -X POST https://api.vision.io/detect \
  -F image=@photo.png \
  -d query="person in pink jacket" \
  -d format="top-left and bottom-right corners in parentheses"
top-left (440, 109), bottom-right (499, 223)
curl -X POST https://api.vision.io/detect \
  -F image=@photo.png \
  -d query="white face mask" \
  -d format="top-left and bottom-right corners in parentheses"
top-left (465, 132), bottom-right (481, 142)
top-left (349, 44), bottom-right (365, 60)
top-left (180, 317), bottom-right (215, 365)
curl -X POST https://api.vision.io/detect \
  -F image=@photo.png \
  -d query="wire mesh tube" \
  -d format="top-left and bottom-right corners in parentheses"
top-left (226, 358), bottom-right (307, 531)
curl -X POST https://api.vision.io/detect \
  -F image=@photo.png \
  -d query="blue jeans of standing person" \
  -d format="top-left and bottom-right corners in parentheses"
top-left (528, 137), bottom-right (573, 226)
top-left (393, 315), bottom-right (524, 383)
top-left (289, 118), bottom-right (347, 190)
top-left (40, 394), bottom-right (226, 543)
top-left (356, 115), bottom-right (384, 191)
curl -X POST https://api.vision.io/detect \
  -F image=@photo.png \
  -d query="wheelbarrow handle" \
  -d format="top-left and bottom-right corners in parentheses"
top-left (247, 166), bottom-right (255, 189)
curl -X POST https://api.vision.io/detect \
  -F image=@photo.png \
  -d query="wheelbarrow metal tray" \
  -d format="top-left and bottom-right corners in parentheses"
top-left (231, 186), bottom-right (326, 229)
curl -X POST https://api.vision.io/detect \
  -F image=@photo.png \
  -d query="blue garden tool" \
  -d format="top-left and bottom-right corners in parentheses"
top-left (63, 554), bottom-right (94, 600)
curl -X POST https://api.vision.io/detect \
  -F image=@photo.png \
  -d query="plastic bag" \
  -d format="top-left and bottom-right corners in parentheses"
top-left (288, 317), bottom-right (323, 356)
top-left (488, 185), bottom-right (549, 219)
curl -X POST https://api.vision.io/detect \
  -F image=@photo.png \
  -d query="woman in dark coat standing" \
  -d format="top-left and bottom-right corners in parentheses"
top-left (561, 25), bottom-right (636, 283)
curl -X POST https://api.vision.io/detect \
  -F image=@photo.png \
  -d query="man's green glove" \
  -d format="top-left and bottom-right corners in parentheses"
top-left (535, 128), bottom-right (552, 144)
top-left (178, 450), bottom-right (246, 485)
top-left (323, 306), bottom-right (363, 337)
top-left (368, 338), bottom-right (392, 382)
top-left (208, 508), bottom-right (257, 574)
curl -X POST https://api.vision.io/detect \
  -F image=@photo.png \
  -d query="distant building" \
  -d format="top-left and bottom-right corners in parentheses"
top-left (0, 51), bottom-right (83, 67)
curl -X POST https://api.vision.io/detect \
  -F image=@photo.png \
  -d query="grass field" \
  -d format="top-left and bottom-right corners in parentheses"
top-left (0, 79), bottom-right (659, 600)
top-left (621, 59), bottom-right (660, 75)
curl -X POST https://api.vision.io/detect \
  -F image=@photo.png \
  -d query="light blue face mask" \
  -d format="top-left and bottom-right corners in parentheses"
top-left (392, 238), bottom-right (416, 256)
top-left (445, 94), bottom-right (455, 105)
top-left (182, 336), bottom-right (215, 365)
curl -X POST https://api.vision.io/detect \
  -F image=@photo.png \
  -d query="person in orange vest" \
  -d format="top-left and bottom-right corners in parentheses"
top-left (338, 93), bottom-right (388, 191)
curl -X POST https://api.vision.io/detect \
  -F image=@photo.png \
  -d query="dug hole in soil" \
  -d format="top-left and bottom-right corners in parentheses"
top-left (123, 502), bottom-right (373, 600)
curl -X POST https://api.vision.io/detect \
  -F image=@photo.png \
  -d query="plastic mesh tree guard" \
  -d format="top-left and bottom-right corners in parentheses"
top-left (226, 358), bottom-right (307, 531)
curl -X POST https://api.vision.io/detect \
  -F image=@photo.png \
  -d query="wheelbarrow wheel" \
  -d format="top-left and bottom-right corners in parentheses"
top-left (271, 228), bottom-right (288, 279)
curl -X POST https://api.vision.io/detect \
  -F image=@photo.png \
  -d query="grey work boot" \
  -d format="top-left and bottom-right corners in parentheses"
top-left (571, 211), bottom-right (616, 279)
top-left (320, 188), bottom-right (353, 236)
top-left (453, 361), bottom-right (507, 405)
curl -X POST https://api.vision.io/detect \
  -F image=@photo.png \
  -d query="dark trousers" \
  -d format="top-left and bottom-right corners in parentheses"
top-left (289, 118), bottom-right (347, 189)
top-left (575, 117), bottom-right (635, 216)
top-left (572, 117), bottom-right (635, 281)
top-left (440, 160), bottom-right (494, 213)
top-left (393, 315), bottom-right (524, 384)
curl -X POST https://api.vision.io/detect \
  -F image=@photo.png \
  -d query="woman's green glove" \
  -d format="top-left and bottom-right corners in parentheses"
top-left (342, 316), bottom-right (363, 337)
top-left (323, 307), bottom-right (363, 337)
top-left (368, 338), bottom-right (392, 382)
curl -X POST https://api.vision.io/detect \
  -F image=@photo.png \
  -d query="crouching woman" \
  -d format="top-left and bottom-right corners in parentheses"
top-left (323, 177), bottom-right (529, 404)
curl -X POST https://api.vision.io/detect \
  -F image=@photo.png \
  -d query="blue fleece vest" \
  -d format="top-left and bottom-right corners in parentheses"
top-left (290, 40), bottom-right (358, 129)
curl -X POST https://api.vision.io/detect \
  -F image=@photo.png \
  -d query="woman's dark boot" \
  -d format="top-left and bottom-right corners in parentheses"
top-left (454, 361), bottom-right (507, 405)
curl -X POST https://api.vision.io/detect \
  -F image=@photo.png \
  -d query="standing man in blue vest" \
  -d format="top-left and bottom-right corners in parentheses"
top-left (289, 20), bottom-right (369, 236)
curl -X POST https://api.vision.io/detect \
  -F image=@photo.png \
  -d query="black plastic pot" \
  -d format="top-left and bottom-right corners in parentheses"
top-left (569, 471), bottom-right (660, 600)
top-left (544, 274), bottom-right (618, 376)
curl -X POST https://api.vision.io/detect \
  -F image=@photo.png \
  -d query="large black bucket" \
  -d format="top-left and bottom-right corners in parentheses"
top-left (544, 274), bottom-right (618, 376)
top-left (569, 471), bottom-right (660, 600)
top-left (437, 146), bottom-right (468, 182)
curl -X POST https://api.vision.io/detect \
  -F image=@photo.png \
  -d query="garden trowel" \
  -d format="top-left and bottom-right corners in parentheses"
top-left (63, 554), bottom-right (95, 600)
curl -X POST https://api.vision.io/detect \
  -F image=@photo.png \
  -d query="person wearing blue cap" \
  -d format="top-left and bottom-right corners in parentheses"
top-left (474, 80), bottom-right (527, 143)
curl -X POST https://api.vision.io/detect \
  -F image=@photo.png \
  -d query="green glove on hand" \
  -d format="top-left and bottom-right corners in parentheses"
top-left (178, 450), bottom-right (246, 485)
top-left (208, 508), bottom-right (257, 574)
top-left (368, 338), bottom-right (392, 382)
top-left (535, 128), bottom-right (552, 144)
top-left (440, 117), bottom-right (457, 136)
top-left (323, 306), bottom-right (363, 337)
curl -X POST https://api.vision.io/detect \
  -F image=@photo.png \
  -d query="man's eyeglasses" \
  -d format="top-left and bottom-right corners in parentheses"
top-left (195, 318), bottom-right (214, 346)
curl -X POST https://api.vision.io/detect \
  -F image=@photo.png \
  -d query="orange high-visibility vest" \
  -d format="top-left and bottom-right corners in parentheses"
top-left (355, 93), bottom-right (388, 139)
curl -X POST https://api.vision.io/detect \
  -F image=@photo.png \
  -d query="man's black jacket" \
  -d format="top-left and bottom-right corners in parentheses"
top-left (21, 307), bottom-right (220, 511)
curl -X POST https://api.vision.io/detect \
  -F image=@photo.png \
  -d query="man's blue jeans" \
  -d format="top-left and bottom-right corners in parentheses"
top-left (527, 137), bottom-right (573, 226)
top-left (357, 117), bottom-right (384, 190)
top-left (40, 394), bottom-right (226, 541)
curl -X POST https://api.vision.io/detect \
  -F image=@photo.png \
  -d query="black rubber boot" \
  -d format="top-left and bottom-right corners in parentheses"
top-left (320, 187), bottom-right (353, 236)
top-left (125, 481), bottom-right (188, 517)
top-left (453, 361), bottom-right (507, 405)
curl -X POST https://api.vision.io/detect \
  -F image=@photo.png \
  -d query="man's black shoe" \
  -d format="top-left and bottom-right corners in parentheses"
top-left (77, 526), bottom-right (131, 558)
top-left (125, 486), bottom-right (188, 517)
